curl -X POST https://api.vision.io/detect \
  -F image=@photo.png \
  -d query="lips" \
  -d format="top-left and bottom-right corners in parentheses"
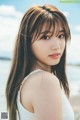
top-left (49, 53), bottom-right (61, 59)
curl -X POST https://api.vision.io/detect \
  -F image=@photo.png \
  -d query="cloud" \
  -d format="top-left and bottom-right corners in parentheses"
top-left (0, 5), bottom-right (23, 52)
top-left (66, 34), bottom-right (80, 64)
top-left (63, 11), bottom-right (70, 17)
top-left (0, 5), bottom-right (22, 19)
top-left (75, 25), bottom-right (80, 33)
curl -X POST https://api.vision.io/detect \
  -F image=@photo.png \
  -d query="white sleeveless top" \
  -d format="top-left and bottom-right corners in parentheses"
top-left (17, 69), bottom-right (75, 120)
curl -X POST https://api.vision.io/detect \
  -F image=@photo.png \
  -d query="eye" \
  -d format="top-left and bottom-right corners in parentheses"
top-left (41, 35), bottom-right (50, 40)
top-left (58, 34), bottom-right (65, 39)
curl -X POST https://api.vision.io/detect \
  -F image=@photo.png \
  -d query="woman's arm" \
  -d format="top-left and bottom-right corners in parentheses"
top-left (31, 71), bottom-right (63, 120)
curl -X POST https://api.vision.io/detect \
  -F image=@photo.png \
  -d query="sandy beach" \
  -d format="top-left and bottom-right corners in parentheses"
top-left (70, 91), bottom-right (80, 120)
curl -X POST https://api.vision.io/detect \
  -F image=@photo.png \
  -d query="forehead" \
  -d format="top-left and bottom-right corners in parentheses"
top-left (40, 22), bottom-right (64, 36)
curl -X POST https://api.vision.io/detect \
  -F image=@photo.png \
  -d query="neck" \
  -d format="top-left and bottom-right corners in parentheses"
top-left (32, 61), bottom-right (51, 73)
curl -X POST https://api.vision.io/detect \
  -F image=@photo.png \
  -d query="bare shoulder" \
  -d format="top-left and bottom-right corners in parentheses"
top-left (23, 70), bottom-right (61, 92)
top-left (39, 70), bottom-right (61, 88)
top-left (20, 70), bottom-right (61, 98)
top-left (20, 70), bottom-right (62, 120)
top-left (33, 70), bottom-right (61, 92)
top-left (31, 71), bottom-right (62, 120)
top-left (21, 70), bottom-right (61, 99)
top-left (31, 70), bottom-right (61, 98)
top-left (21, 70), bottom-right (60, 91)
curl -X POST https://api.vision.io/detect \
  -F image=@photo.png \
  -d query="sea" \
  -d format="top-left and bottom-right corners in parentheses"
top-left (0, 60), bottom-right (80, 113)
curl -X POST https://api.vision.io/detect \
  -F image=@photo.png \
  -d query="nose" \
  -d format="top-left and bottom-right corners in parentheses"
top-left (51, 37), bottom-right (60, 50)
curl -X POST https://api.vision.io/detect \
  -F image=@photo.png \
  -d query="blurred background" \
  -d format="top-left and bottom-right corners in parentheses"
top-left (0, 0), bottom-right (80, 120)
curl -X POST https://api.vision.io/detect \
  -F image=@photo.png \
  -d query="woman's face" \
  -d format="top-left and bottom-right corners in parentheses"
top-left (31, 26), bottom-right (65, 67)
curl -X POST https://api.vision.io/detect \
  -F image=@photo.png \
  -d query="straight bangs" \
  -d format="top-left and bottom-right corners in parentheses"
top-left (31, 11), bottom-right (71, 43)
top-left (31, 13), bottom-right (54, 43)
top-left (51, 12), bottom-right (71, 41)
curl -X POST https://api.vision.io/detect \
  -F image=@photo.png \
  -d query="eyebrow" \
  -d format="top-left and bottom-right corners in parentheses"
top-left (40, 31), bottom-right (53, 34)
top-left (40, 29), bottom-right (65, 34)
top-left (58, 29), bottom-right (65, 33)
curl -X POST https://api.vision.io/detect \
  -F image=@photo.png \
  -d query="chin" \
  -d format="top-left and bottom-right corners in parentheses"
top-left (49, 59), bottom-right (60, 65)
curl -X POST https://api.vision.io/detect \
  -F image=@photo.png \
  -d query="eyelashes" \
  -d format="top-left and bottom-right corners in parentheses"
top-left (40, 34), bottom-right (65, 40)
top-left (58, 34), bottom-right (65, 39)
top-left (41, 35), bottom-right (50, 40)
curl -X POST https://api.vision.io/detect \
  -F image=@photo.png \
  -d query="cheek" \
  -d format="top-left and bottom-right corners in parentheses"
top-left (31, 40), bottom-right (48, 56)
top-left (61, 41), bottom-right (65, 50)
top-left (31, 42), bottom-right (44, 58)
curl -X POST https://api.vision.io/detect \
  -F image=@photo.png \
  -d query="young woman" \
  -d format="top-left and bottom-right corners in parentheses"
top-left (6, 4), bottom-right (74, 120)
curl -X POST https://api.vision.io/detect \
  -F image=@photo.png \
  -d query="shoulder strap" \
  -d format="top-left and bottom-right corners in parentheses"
top-left (19, 69), bottom-right (43, 91)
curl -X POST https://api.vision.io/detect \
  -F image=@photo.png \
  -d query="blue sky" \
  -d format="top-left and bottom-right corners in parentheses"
top-left (0, 0), bottom-right (80, 64)
top-left (0, 0), bottom-right (80, 34)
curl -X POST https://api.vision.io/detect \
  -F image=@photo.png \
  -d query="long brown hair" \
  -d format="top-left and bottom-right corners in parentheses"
top-left (6, 4), bottom-right (71, 120)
